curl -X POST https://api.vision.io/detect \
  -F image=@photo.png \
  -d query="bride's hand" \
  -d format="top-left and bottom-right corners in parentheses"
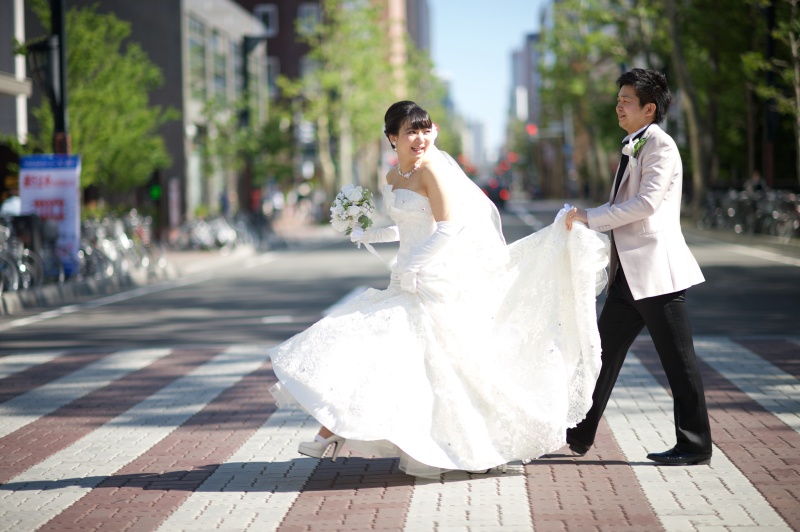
top-left (350, 227), bottom-right (365, 243)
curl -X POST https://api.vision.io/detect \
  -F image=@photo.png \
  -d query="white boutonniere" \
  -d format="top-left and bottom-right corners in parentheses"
top-left (622, 137), bottom-right (648, 169)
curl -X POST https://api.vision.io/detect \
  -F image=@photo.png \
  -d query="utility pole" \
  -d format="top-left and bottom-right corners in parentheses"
top-left (51, 0), bottom-right (69, 154)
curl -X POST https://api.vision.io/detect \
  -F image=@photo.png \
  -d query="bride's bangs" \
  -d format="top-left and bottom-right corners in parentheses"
top-left (405, 110), bottom-right (433, 132)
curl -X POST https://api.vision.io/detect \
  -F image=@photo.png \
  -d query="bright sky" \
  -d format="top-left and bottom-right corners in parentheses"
top-left (429, 0), bottom-right (547, 158)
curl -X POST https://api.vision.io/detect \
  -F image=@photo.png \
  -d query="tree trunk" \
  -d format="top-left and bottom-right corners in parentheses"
top-left (746, 84), bottom-right (756, 181)
top-left (665, 0), bottom-right (709, 215)
top-left (316, 113), bottom-right (336, 201)
top-left (789, 0), bottom-right (800, 186)
top-left (338, 109), bottom-right (354, 189)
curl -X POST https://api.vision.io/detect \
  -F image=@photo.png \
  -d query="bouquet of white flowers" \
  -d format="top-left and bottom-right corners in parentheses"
top-left (331, 184), bottom-right (389, 265)
top-left (330, 184), bottom-right (375, 235)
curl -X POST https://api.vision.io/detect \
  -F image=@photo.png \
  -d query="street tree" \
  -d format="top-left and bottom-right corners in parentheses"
top-left (281, 0), bottom-right (392, 200)
top-left (744, 0), bottom-right (800, 186)
top-left (20, 3), bottom-right (176, 193)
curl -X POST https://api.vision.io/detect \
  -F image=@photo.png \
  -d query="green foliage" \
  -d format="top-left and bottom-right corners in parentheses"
top-left (539, 0), bottom-right (799, 192)
top-left (21, 5), bottom-right (177, 191)
top-left (201, 98), bottom-right (294, 187)
top-left (282, 0), bottom-right (392, 146)
top-left (743, 0), bottom-right (800, 118)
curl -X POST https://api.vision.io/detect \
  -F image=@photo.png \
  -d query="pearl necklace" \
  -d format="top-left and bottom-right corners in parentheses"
top-left (397, 159), bottom-right (422, 179)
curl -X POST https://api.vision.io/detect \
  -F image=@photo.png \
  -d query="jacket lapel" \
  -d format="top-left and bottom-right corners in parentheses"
top-left (612, 165), bottom-right (632, 205)
top-left (611, 124), bottom-right (659, 204)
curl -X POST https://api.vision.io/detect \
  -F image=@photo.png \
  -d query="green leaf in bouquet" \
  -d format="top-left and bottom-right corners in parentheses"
top-left (359, 215), bottom-right (373, 229)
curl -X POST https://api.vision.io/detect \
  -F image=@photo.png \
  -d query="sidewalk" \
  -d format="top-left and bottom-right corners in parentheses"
top-left (0, 213), bottom-right (344, 317)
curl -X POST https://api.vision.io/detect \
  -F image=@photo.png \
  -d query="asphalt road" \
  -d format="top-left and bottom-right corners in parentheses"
top-left (0, 205), bottom-right (797, 354)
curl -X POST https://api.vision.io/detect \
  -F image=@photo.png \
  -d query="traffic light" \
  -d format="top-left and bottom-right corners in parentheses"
top-left (526, 124), bottom-right (538, 136)
top-left (149, 183), bottom-right (162, 201)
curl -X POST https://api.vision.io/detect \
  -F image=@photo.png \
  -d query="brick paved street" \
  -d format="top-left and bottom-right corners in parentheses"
top-left (0, 337), bottom-right (799, 531)
top-left (0, 206), bottom-right (798, 531)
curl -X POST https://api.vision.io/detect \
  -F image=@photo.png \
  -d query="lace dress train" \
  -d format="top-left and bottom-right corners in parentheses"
top-left (268, 185), bottom-right (609, 478)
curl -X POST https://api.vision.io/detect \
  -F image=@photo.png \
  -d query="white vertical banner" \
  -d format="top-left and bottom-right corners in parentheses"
top-left (168, 177), bottom-right (181, 228)
top-left (19, 155), bottom-right (81, 271)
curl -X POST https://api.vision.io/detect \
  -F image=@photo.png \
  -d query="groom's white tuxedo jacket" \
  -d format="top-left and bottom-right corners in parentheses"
top-left (586, 123), bottom-right (704, 300)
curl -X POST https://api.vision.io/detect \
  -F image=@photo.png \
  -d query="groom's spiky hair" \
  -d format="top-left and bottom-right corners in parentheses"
top-left (617, 69), bottom-right (672, 124)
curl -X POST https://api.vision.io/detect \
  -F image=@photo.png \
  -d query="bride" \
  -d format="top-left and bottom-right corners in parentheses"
top-left (267, 101), bottom-right (610, 477)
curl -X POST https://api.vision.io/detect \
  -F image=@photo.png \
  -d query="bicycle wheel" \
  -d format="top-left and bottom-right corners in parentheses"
top-left (0, 253), bottom-right (20, 294)
top-left (40, 247), bottom-right (66, 284)
top-left (21, 249), bottom-right (45, 288)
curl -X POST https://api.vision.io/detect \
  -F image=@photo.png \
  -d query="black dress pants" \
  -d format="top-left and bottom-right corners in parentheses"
top-left (567, 265), bottom-right (713, 455)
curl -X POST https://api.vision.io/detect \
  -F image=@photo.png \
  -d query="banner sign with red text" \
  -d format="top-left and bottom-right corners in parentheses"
top-left (19, 155), bottom-right (81, 270)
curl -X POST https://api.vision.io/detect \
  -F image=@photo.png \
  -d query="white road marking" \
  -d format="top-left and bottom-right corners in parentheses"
top-left (689, 234), bottom-right (800, 267)
top-left (261, 315), bottom-right (294, 324)
top-left (244, 253), bottom-right (279, 269)
top-left (403, 465), bottom-right (533, 532)
top-left (0, 351), bottom-right (65, 381)
top-left (509, 205), bottom-right (545, 231)
top-left (0, 273), bottom-right (213, 331)
top-left (155, 407), bottom-right (320, 532)
top-left (694, 336), bottom-right (800, 435)
top-left (0, 348), bottom-right (172, 439)
top-left (605, 351), bottom-right (790, 530)
top-left (0, 345), bottom-right (271, 532)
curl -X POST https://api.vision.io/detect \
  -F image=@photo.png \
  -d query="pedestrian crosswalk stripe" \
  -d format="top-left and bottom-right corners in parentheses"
top-left (155, 407), bottom-right (320, 532)
top-left (0, 346), bottom-right (271, 532)
top-left (0, 348), bottom-right (172, 439)
top-left (606, 351), bottom-right (790, 531)
top-left (0, 351), bottom-right (65, 381)
top-left (695, 337), bottom-right (800, 435)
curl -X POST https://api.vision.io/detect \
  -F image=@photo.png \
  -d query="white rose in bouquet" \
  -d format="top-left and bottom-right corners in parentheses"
top-left (345, 186), bottom-right (363, 202)
top-left (331, 216), bottom-right (350, 233)
top-left (346, 205), bottom-right (362, 218)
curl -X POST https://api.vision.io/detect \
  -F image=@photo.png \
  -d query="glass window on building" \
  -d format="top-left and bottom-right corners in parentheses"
top-left (299, 54), bottom-right (318, 80)
top-left (211, 30), bottom-right (228, 102)
top-left (188, 15), bottom-right (207, 102)
top-left (232, 40), bottom-right (244, 100)
top-left (254, 4), bottom-right (279, 37)
top-left (297, 3), bottom-right (320, 36)
top-left (266, 56), bottom-right (279, 99)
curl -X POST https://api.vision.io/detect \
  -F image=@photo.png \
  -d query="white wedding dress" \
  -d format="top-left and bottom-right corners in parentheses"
top-left (268, 149), bottom-right (610, 477)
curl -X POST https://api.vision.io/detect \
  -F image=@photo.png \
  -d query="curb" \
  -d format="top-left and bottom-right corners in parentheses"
top-left (0, 265), bottom-right (179, 317)
top-left (681, 219), bottom-right (800, 258)
top-left (0, 230), bottom-right (345, 318)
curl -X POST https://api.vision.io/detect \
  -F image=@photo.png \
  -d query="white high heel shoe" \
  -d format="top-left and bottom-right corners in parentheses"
top-left (467, 463), bottom-right (508, 474)
top-left (298, 434), bottom-right (345, 461)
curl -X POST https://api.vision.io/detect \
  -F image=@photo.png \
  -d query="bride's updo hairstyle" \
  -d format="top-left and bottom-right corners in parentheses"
top-left (384, 101), bottom-right (433, 149)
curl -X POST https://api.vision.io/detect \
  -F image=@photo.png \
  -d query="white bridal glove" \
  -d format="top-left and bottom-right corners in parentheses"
top-left (401, 221), bottom-right (462, 293)
top-left (350, 226), bottom-right (400, 246)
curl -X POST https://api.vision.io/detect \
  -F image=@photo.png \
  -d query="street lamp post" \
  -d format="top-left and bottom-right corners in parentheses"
top-left (26, 0), bottom-right (70, 154)
top-left (51, 0), bottom-right (69, 154)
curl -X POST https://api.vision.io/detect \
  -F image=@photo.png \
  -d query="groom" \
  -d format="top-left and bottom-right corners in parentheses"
top-left (564, 68), bottom-right (712, 465)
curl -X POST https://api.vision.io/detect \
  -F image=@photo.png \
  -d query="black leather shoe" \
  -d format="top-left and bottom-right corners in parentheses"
top-left (566, 435), bottom-right (590, 457)
top-left (646, 447), bottom-right (711, 465)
